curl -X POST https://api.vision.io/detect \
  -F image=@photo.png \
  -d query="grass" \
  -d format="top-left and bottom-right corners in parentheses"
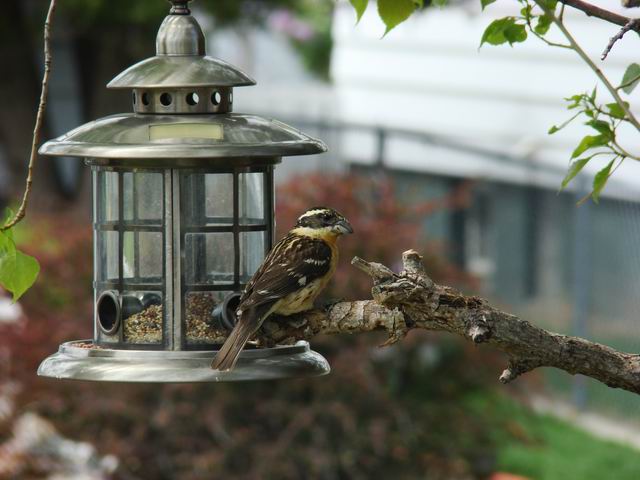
top-left (466, 393), bottom-right (640, 480)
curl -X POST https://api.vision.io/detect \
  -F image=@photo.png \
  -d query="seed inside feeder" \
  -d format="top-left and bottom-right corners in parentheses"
top-left (123, 304), bottom-right (163, 343)
top-left (185, 292), bottom-right (227, 344)
top-left (122, 293), bottom-right (229, 344)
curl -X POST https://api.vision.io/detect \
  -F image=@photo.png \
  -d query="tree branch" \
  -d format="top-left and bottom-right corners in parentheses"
top-left (261, 250), bottom-right (640, 396)
top-left (559, 0), bottom-right (640, 31)
top-left (601, 19), bottom-right (640, 60)
top-left (2, 0), bottom-right (56, 231)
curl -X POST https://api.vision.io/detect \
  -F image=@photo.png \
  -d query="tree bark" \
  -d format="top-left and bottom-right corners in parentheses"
top-left (260, 250), bottom-right (640, 396)
top-left (559, 0), bottom-right (640, 32)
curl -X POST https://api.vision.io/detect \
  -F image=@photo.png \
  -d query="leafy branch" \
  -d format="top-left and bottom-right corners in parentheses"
top-left (0, 0), bottom-right (55, 298)
top-left (474, 0), bottom-right (640, 200)
top-left (493, 0), bottom-right (640, 200)
top-left (346, 0), bottom-right (640, 202)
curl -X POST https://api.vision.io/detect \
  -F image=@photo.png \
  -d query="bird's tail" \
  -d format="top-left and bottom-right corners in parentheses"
top-left (211, 315), bottom-right (256, 371)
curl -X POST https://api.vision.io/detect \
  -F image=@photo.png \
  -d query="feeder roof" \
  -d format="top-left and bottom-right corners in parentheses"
top-left (107, 55), bottom-right (256, 90)
top-left (107, 11), bottom-right (255, 89)
top-left (38, 113), bottom-right (327, 160)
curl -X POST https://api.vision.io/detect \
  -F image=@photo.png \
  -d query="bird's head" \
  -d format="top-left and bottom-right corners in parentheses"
top-left (293, 207), bottom-right (354, 239)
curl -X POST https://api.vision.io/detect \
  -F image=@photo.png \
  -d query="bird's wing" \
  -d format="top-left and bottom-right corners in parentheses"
top-left (238, 233), bottom-right (333, 312)
top-left (212, 233), bottom-right (333, 371)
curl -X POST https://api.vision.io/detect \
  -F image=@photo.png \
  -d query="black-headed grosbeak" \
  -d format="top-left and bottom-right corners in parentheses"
top-left (211, 207), bottom-right (353, 371)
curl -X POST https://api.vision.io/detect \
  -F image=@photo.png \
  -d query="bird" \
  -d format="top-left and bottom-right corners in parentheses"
top-left (211, 207), bottom-right (353, 371)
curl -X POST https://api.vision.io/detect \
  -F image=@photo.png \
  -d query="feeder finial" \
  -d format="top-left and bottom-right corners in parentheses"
top-left (156, 0), bottom-right (204, 55)
top-left (169, 0), bottom-right (191, 15)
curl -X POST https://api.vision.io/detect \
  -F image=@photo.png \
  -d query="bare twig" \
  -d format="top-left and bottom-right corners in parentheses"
top-left (2, 0), bottom-right (57, 231)
top-left (558, 0), bottom-right (640, 31)
top-left (260, 250), bottom-right (640, 396)
top-left (601, 19), bottom-right (640, 60)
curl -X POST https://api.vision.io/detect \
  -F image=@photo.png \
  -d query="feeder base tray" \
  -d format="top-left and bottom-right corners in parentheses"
top-left (37, 340), bottom-right (330, 382)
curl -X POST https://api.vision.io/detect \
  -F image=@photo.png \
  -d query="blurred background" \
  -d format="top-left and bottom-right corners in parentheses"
top-left (1, 0), bottom-right (640, 478)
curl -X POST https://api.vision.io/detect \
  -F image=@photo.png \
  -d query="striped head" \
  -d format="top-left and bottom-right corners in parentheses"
top-left (293, 207), bottom-right (354, 238)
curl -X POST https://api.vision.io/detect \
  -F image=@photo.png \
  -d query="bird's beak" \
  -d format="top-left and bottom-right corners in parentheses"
top-left (334, 219), bottom-right (354, 235)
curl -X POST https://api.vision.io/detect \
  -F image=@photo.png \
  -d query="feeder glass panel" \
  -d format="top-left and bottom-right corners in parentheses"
top-left (239, 172), bottom-right (264, 224)
top-left (179, 168), bottom-right (271, 347)
top-left (93, 168), bottom-right (165, 347)
top-left (204, 174), bottom-right (234, 221)
top-left (184, 232), bottom-right (234, 285)
top-left (240, 231), bottom-right (266, 283)
top-left (123, 172), bottom-right (163, 222)
top-left (96, 171), bottom-right (119, 222)
top-left (96, 230), bottom-right (119, 283)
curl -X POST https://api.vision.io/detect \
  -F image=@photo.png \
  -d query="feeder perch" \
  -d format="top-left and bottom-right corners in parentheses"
top-left (37, 0), bottom-right (329, 382)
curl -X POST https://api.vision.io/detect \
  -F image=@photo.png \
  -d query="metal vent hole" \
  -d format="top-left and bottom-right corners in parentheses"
top-left (186, 92), bottom-right (199, 106)
top-left (211, 91), bottom-right (221, 105)
top-left (160, 93), bottom-right (173, 106)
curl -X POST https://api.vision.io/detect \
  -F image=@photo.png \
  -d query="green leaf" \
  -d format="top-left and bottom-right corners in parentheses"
top-left (480, 18), bottom-right (527, 47)
top-left (481, 19), bottom-right (512, 46)
top-left (538, 0), bottom-right (558, 10)
top-left (378, 0), bottom-right (418, 35)
top-left (621, 63), bottom-right (640, 94)
top-left (481, 0), bottom-right (497, 10)
top-left (565, 94), bottom-right (584, 110)
top-left (0, 231), bottom-right (39, 301)
top-left (561, 157), bottom-right (591, 189)
top-left (585, 119), bottom-right (613, 140)
top-left (571, 135), bottom-right (609, 159)
top-left (0, 230), bottom-right (15, 255)
top-left (606, 102), bottom-right (629, 119)
top-left (504, 23), bottom-right (527, 44)
top-left (432, 0), bottom-right (447, 6)
top-left (548, 111), bottom-right (581, 134)
top-left (534, 14), bottom-right (552, 35)
top-left (349, 0), bottom-right (369, 22)
top-left (592, 159), bottom-right (615, 203)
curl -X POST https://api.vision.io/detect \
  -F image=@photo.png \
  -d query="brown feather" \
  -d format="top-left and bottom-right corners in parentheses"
top-left (211, 222), bottom-right (341, 371)
top-left (210, 312), bottom-right (261, 371)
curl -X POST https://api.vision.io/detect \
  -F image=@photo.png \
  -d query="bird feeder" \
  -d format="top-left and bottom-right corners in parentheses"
top-left (36, 0), bottom-right (330, 382)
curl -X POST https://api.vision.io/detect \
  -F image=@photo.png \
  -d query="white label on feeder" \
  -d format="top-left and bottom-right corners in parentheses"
top-left (149, 123), bottom-right (224, 141)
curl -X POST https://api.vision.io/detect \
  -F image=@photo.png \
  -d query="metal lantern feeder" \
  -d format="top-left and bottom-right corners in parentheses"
top-left (37, 0), bottom-right (330, 382)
